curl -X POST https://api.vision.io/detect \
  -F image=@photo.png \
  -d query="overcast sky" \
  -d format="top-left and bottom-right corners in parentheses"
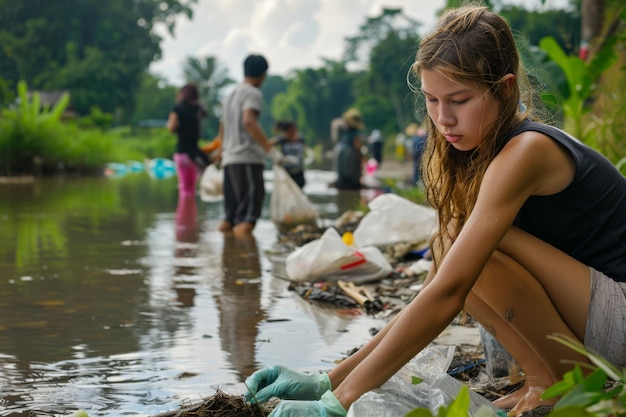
top-left (149, 0), bottom-right (566, 86)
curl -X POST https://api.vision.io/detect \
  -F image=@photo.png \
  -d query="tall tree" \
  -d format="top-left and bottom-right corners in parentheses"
top-left (582, 0), bottom-right (604, 52)
top-left (355, 30), bottom-right (422, 133)
top-left (343, 7), bottom-right (421, 66)
top-left (0, 0), bottom-right (198, 122)
top-left (345, 8), bottom-right (422, 133)
top-left (581, 0), bottom-right (625, 58)
top-left (501, 5), bottom-right (581, 55)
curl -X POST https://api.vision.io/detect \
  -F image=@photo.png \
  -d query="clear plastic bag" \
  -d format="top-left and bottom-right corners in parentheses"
top-left (347, 346), bottom-right (500, 417)
top-left (199, 164), bottom-right (224, 202)
top-left (479, 326), bottom-right (522, 380)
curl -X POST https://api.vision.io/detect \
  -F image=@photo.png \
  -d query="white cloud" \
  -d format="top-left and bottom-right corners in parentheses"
top-left (150, 0), bottom-right (446, 85)
top-left (149, 0), bottom-right (562, 85)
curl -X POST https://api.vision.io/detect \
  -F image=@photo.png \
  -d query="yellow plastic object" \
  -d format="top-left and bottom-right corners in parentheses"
top-left (342, 231), bottom-right (353, 246)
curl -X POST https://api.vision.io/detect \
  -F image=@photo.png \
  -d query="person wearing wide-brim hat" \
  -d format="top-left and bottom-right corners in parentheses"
top-left (333, 108), bottom-right (366, 189)
top-left (342, 108), bottom-right (365, 131)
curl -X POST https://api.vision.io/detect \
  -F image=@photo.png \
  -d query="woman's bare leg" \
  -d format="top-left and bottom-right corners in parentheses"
top-left (466, 289), bottom-right (557, 412)
top-left (465, 228), bottom-right (591, 415)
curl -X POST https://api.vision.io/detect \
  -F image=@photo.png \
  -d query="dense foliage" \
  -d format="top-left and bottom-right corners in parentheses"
top-left (0, 0), bottom-right (197, 122)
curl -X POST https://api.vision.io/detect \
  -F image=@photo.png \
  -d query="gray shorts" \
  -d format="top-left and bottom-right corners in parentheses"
top-left (584, 267), bottom-right (626, 367)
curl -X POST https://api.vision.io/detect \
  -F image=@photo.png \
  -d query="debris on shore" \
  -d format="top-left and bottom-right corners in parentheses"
top-left (150, 390), bottom-right (277, 417)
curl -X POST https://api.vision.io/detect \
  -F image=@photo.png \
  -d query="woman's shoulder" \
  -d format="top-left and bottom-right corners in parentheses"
top-left (505, 119), bottom-right (576, 145)
top-left (494, 128), bottom-right (575, 196)
top-left (501, 128), bottom-right (568, 167)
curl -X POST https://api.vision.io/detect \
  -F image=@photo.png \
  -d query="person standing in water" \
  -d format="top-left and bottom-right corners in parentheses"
top-left (273, 120), bottom-right (306, 189)
top-left (243, 5), bottom-right (626, 417)
top-left (217, 54), bottom-right (275, 237)
top-left (333, 108), bottom-right (366, 190)
top-left (167, 83), bottom-right (211, 195)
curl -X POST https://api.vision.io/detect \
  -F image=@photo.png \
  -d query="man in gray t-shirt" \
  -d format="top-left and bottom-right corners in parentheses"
top-left (217, 54), bottom-right (274, 237)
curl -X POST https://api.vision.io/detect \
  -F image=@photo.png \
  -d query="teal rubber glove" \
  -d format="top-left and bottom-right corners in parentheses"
top-left (268, 391), bottom-right (347, 417)
top-left (245, 365), bottom-right (331, 403)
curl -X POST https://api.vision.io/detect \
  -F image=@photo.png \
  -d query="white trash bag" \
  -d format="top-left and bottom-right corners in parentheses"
top-left (270, 164), bottom-right (318, 233)
top-left (285, 228), bottom-right (392, 284)
top-left (353, 193), bottom-right (437, 248)
top-left (199, 164), bottom-right (224, 202)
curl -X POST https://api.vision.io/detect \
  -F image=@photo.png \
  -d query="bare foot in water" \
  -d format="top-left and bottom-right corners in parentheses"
top-left (217, 220), bottom-right (233, 232)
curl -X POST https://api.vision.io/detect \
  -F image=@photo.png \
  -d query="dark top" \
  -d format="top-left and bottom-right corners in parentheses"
top-left (277, 136), bottom-right (305, 175)
top-left (335, 128), bottom-right (363, 189)
top-left (506, 119), bottom-right (626, 282)
top-left (172, 103), bottom-right (205, 154)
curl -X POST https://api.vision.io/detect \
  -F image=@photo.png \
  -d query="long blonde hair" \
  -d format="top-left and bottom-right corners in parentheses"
top-left (412, 5), bottom-right (533, 269)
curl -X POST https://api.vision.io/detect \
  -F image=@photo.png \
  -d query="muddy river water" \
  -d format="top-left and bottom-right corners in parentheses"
top-left (0, 170), bottom-right (389, 416)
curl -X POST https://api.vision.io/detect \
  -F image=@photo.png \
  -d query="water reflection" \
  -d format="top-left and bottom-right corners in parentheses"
top-left (0, 173), bottom-right (387, 416)
top-left (173, 194), bottom-right (200, 307)
top-left (175, 194), bottom-right (199, 244)
top-left (218, 234), bottom-right (264, 380)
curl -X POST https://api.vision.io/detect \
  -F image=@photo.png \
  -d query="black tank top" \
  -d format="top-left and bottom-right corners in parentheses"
top-left (507, 120), bottom-right (626, 282)
top-left (173, 103), bottom-right (203, 153)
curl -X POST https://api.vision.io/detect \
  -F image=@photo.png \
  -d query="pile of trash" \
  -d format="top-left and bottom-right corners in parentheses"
top-left (277, 193), bottom-right (436, 280)
top-left (269, 193), bottom-right (436, 317)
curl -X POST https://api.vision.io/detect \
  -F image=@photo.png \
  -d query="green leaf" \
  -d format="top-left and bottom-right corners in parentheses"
top-left (446, 385), bottom-right (471, 417)
top-left (555, 369), bottom-right (609, 409)
top-left (542, 380), bottom-right (575, 399)
top-left (538, 37), bottom-right (592, 122)
top-left (412, 376), bottom-right (424, 385)
top-left (48, 93), bottom-right (70, 122)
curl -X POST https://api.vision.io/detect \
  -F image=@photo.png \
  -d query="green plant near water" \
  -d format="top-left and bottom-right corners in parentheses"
top-left (0, 80), bottom-right (177, 175)
top-left (0, 80), bottom-right (69, 175)
top-left (0, 80), bottom-right (123, 174)
top-left (538, 8), bottom-right (626, 165)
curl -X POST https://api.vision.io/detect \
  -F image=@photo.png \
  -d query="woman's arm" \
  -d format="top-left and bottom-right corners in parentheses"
top-left (167, 112), bottom-right (179, 133)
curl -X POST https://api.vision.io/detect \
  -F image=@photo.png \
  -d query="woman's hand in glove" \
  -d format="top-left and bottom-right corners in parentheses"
top-left (244, 365), bottom-right (331, 404)
top-left (268, 391), bottom-right (347, 417)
